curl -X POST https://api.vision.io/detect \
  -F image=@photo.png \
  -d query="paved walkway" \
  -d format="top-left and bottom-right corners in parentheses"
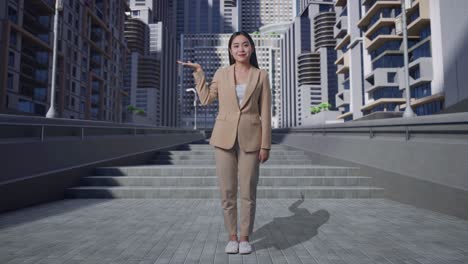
top-left (1, 199), bottom-right (468, 264)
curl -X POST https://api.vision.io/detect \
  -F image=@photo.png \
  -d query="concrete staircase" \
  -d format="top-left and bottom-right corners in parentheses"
top-left (66, 140), bottom-right (384, 199)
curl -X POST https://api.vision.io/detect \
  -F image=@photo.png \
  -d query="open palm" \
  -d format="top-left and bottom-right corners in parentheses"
top-left (177, 60), bottom-right (202, 72)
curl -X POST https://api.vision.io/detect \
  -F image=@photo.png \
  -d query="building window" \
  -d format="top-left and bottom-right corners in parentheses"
top-left (8, 52), bottom-right (15, 67)
top-left (410, 41), bottom-right (431, 62)
top-left (409, 65), bottom-right (421, 79)
top-left (387, 72), bottom-right (397, 83)
top-left (8, 6), bottom-right (18, 23)
top-left (370, 86), bottom-right (402, 100)
top-left (80, 101), bottom-right (85, 112)
top-left (18, 99), bottom-right (34, 113)
top-left (372, 54), bottom-right (404, 69)
top-left (7, 73), bottom-right (14, 90)
top-left (411, 82), bottom-right (431, 99)
top-left (10, 31), bottom-right (17, 46)
top-left (33, 88), bottom-right (47, 101)
top-left (414, 100), bottom-right (443, 116)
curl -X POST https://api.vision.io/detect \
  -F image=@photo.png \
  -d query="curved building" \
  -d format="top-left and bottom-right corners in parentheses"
top-left (124, 18), bottom-right (147, 55)
top-left (314, 11), bottom-right (336, 49)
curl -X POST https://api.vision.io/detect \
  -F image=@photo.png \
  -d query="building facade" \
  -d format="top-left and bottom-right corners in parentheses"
top-left (334, 0), bottom-right (366, 121)
top-left (123, 16), bottom-right (161, 125)
top-left (175, 0), bottom-right (238, 39)
top-left (128, 0), bottom-right (178, 127)
top-left (240, 0), bottom-right (295, 33)
top-left (357, 0), bottom-right (456, 117)
top-left (281, 1), bottom-right (339, 127)
top-left (0, 0), bottom-right (129, 121)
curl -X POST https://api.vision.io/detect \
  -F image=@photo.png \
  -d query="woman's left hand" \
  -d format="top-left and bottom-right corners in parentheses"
top-left (259, 149), bottom-right (270, 163)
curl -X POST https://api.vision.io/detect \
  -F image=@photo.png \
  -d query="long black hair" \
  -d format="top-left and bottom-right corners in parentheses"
top-left (228, 31), bottom-right (259, 69)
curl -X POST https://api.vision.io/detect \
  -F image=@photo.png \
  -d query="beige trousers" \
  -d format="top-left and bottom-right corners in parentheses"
top-left (214, 137), bottom-right (260, 237)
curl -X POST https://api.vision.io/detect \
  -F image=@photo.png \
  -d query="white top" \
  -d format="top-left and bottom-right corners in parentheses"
top-left (235, 84), bottom-right (247, 105)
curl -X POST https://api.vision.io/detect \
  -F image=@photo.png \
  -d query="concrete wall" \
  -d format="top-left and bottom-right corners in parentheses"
top-left (430, 0), bottom-right (468, 105)
top-left (0, 114), bottom-right (205, 213)
top-left (272, 112), bottom-right (468, 220)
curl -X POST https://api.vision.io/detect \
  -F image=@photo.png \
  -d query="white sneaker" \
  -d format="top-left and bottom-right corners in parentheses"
top-left (225, 240), bottom-right (239, 254)
top-left (239, 241), bottom-right (252, 254)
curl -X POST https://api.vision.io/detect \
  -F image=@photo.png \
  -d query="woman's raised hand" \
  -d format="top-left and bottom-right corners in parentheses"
top-left (177, 60), bottom-right (202, 72)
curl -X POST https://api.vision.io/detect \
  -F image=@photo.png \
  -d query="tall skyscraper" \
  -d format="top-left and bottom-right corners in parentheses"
top-left (175, 0), bottom-right (238, 38)
top-left (355, 0), bottom-right (468, 117)
top-left (334, 0), bottom-right (366, 121)
top-left (240, 0), bottom-right (295, 33)
top-left (123, 17), bottom-right (161, 125)
top-left (0, 0), bottom-right (129, 121)
top-left (281, 1), bottom-right (339, 127)
top-left (128, 0), bottom-right (178, 127)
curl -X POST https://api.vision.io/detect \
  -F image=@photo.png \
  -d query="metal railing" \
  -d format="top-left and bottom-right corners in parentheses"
top-left (273, 113), bottom-right (468, 141)
top-left (0, 122), bottom-right (199, 143)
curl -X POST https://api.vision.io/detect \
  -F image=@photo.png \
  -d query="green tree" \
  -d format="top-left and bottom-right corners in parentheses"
top-left (127, 105), bottom-right (146, 116)
top-left (318, 102), bottom-right (331, 111)
top-left (310, 106), bottom-right (320, 114)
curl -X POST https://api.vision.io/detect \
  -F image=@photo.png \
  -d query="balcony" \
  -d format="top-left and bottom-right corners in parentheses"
top-left (335, 0), bottom-right (347, 7)
top-left (364, 18), bottom-right (395, 39)
top-left (335, 89), bottom-right (350, 108)
top-left (335, 34), bottom-right (350, 51)
top-left (336, 52), bottom-right (349, 74)
top-left (406, 1), bottom-right (431, 36)
top-left (365, 68), bottom-right (401, 93)
top-left (408, 57), bottom-right (433, 87)
top-left (335, 50), bottom-right (348, 65)
top-left (361, 97), bottom-right (406, 112)
top-left (358, 1), bottom-right (401, 28)
top-left (334, 16), bottom-right (348, 39)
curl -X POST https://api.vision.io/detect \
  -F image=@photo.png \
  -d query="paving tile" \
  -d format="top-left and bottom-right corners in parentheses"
top-left (1, 199), bottom-right (468, 263)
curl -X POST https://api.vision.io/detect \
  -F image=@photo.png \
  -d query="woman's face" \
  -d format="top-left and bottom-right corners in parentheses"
top-left (230, 35), bottom-right (254, 64)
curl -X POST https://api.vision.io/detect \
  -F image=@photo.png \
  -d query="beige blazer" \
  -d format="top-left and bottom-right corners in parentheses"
top-left (193, 64), bottom-right (272, 152)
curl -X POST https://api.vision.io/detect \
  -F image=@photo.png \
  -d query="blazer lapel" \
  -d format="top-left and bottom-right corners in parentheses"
top-left (239, 67), bottom-right (260, 110)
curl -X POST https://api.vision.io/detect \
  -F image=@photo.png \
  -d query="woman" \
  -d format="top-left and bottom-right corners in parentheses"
top-left (177, 31), bottom-right (272, 254)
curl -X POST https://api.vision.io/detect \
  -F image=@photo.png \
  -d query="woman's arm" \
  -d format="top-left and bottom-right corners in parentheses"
top-left (193, 69), bottom-right (220, 105)
top-left (259, 71), bottom-right (272, 151)
top-left (177, 60), bottom-right (219, 105)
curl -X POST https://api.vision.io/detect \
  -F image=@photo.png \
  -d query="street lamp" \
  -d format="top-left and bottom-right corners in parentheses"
top-left (46, 0), bottom-right (63, 118)
top-left (186, 88), bottom-right (197, 130)
top-left (400, 0), bottom-right (417, 118)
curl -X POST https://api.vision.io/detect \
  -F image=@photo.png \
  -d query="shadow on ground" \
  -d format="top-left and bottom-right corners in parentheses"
top-left (252, 199), bottom-right (330, 251)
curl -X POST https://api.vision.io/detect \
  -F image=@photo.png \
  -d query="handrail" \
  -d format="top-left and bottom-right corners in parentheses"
top-left (0, 121), bottom-right (200, 142)
top-left (273, 113), bottom-right (468, 140)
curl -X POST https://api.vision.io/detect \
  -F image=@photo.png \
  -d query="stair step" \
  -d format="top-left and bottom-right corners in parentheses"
top-left (81, 176), bottom-right (373, 187)
top-left (150, 159), bottom-right (315, 165)
top-left (154, 154), bottom-right (309, 160)
top-left (174, 144), bottom-right (295, 149)
top-left (158, 150), bottom-right (307, 156)
top-left (67, 142), bottom-right (384, 200)
top-left (66, 186), bottom-right (385, 199)
top-left (94, 165), bottom-right (360, 177)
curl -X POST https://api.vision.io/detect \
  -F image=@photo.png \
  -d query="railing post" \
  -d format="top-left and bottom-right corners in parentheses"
top-left (405, 126), bottom-right (411, 141)
top-left (40, 125), bottom-right (45, 142)
top-left (370, 128), bottom-right (374, 139)
top-left (81, 127), bottom-right (84, 140)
